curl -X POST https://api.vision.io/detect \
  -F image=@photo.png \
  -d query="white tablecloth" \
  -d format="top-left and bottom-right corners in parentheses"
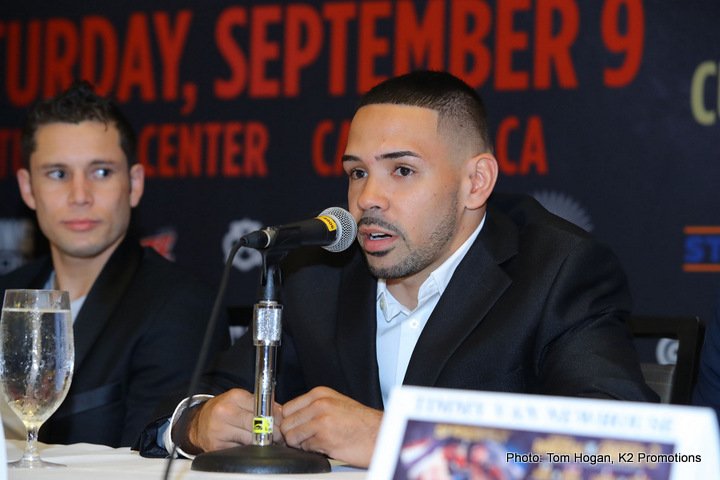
top-left (5, 440), bottom-right (368, 480)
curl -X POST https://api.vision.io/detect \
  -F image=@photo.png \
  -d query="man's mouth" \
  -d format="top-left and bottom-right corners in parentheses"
top-left (63, 219), bottom-right (99, 232)
top-left (367, 232), bottom-right (392, 240)
top-left (358, 223), bottom-right (398, 254)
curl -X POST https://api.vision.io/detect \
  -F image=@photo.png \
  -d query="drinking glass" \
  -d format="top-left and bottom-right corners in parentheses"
top-left (0, 289), bottom-right (74, 468)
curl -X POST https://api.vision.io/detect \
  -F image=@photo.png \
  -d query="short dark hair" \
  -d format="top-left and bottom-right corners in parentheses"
top-left (358, 70), bottom-right (493, 153)
top-left (21, 80), bottom-right (137, 168)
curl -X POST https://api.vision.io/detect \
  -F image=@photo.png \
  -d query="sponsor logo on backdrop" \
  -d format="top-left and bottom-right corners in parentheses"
top-left (532, 190), bottom-right (594, 232)
top-left (690, 60), bottom-right (719, 126)
top-left (683, 226), bottom-right (720, 272)
top-left (223, 219), bottom-right (263, 272)
top-left (656, 338), bottom-right (678, 365)
top-left (0, 219), bottom-right (33, 274)
top-left (140, 229), bottom-right (178, 261)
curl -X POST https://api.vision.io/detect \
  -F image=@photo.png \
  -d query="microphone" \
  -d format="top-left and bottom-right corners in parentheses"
top-left (239, 207), bottom-right (357, 252)
top-left (191, 210), bottom-right (345, 475)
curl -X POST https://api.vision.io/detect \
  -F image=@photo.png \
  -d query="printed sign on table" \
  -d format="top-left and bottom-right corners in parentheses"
top-left (369, 386), bottom-right (720, 480)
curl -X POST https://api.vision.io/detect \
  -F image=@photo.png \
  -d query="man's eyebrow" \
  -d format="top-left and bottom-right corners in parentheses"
top-left (37, 163), bottom-right (67, 170)
top-left (341, 151), bottom-right (421, 163)
top-left (379, 150), bottom-right (421, 160)
top-left (36, 159), bottom-right (121, 172)
top-left (88, 159), bottom-right (120, 166)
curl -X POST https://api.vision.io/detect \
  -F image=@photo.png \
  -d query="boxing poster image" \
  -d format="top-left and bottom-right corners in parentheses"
top-left (391, 419), bottom-right (677, 480)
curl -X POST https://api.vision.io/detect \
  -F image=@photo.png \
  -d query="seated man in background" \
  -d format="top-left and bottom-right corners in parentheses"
top-left (0, 81), bottom-right (229, 447)
top-left (139, 70), bottom-right (657, 466)
top-left (693, 292), bottom-right (720, 420)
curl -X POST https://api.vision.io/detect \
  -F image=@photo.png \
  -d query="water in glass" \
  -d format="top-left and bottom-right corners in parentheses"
top-left (0, 290), bottom-right (74, 468)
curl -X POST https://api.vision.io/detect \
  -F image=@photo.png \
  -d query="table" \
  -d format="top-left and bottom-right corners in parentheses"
top-left (5, 440), bottom-right (369, 479)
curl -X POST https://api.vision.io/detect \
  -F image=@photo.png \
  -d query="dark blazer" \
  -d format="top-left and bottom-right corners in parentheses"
top-left (0, 236), bottom-right (230, 446)
top-left (197, 193), bottom-right (656, 406)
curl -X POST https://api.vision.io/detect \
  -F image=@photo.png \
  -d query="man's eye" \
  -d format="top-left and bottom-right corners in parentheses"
top-left (92, 167), bottom-right (113, 179)
top-left (47, 170), bottom-right (66, 180)
top-left (394, 166), bottom-right (413, 177)
top-left (349, 169), bottom-right (367, 180)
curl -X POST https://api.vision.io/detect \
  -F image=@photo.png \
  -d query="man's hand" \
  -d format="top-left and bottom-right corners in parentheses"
top-left (181, 389), bottom-right (284, 453)
top-left (280, 386), bottom-right (383, 468)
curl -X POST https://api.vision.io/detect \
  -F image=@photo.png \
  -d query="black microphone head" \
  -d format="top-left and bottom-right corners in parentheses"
top-left (319, 207), bottom-right (357, 252)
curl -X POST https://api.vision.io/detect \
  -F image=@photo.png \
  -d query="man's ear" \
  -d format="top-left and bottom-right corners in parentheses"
top-left (463, 154), bottom-right (498, 210)
top-left (129, 163), bottom-right (145, 208)
top-left (16, 168), bottom-right (37, 211)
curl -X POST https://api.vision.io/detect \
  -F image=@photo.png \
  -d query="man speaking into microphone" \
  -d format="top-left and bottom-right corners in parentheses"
top-left (138, 71), bottom-right (657, 467)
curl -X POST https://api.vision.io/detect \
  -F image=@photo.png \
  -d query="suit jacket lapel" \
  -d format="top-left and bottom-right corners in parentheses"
top-left (73, 238), bottom-right (143, 370)
top-left (334, 250), bottom-right (383, 409)
top-left (404, 207), bottom-right (518, 387)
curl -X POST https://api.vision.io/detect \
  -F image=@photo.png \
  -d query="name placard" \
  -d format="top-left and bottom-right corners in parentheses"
top-left (368, 386), bottom-right (719, 480)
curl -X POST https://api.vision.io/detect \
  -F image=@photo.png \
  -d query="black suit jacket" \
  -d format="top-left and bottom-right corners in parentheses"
top-left (138, 193), bottom-right (657, 457)
top-left (196, 193), bottom-right (656, 406)
top-left (0, 236), bottom-right (230, 446)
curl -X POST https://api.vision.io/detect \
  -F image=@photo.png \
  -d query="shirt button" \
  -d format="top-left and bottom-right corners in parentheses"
top-left (410, 319), bottom-right (419, 329)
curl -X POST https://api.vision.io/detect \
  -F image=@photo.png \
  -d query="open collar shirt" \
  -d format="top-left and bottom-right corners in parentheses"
top-left (376, 215), bottom-right (486, 405)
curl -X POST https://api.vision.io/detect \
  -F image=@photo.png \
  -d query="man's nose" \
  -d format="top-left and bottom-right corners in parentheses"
top-left (68, 176), bottom-right (92, 205)
top-left (355, 175), bottom-right (388, 212)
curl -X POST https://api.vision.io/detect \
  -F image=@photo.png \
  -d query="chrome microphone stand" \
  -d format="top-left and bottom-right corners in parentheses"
top-left (191, 252), bottom-right (331, 473)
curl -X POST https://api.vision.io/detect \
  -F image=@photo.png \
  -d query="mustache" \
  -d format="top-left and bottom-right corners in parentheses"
top-left (357, 216), bottom-right (403, 238)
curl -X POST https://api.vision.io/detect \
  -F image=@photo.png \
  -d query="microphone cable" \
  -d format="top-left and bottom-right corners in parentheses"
top-left (162, 238), bottom-right (243, 480)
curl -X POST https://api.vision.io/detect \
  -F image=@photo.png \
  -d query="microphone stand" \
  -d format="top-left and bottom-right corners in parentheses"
top-left (191, 250), bottom-right (331, 473)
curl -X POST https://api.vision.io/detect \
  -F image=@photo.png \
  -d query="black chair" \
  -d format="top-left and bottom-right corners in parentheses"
top-left (628, 315), bottom-right (705, 405)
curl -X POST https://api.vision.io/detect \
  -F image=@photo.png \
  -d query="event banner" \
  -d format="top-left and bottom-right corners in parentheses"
top-left (0, 1), bottom-right (718, 335)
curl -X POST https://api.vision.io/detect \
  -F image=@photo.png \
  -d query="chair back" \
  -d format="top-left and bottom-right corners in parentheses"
top-left (628, 315), bottom-right (704, 404)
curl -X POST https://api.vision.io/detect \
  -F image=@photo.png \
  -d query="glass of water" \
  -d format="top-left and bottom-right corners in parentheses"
top-left (0, 289), bottom-right (74, 468)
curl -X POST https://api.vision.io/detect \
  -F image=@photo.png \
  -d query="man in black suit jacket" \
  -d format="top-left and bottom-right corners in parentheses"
top-left (0, 81), bottom-right (229, 446)
top-left (152, 71), bottom-right (656, 467)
